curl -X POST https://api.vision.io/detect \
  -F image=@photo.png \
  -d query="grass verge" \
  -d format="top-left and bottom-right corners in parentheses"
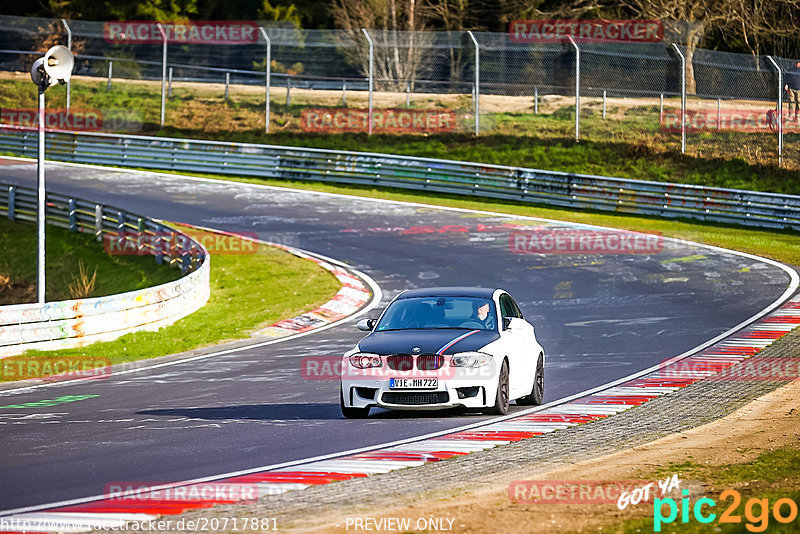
top-left (0, 217), bottom-right (180, 304)
top-left (1, 224), bottom-right (342, 382)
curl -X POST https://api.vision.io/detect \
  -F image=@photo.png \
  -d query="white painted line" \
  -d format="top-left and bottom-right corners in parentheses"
top-left (255, 483), bottom-right (308, 495)
top-left (750, 324), bottom-right (796, 331)
top-left (719, 340), bottom-right (774, 347)
top-left (545, 404), bottom-right (632, 414)
top-left (387, 440), bottom-right (501, 452)
top-left (589, 389), bottom-right (659, 396)
top-left (480, 422), bottom-right (574, 431)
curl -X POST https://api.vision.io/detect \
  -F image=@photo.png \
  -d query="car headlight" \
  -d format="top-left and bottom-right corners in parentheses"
top-left (348, 353), bottom-right (382, 369)
top-left (450, 352), bottom-right (493, 367)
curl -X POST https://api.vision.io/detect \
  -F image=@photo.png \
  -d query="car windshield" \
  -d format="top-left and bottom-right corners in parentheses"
top-left (375, 296), bottom-right (497, 331)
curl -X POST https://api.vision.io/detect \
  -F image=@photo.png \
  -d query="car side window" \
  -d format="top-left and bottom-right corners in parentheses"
top-left (499, 294), bottom-right (523, 319)
top-left (509, 296), bottom-right (523, 319)
top-left (499, 294), bottom-right (515, 318)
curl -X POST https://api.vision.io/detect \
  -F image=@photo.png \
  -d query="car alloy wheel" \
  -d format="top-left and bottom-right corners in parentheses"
top-left (518, 353), bottom-right (544, 406)
top-left (486, 360), bottom-right (510, 415)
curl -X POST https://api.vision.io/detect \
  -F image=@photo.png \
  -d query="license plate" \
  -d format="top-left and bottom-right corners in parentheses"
top-left (389, 378), bottom-right (438, 389)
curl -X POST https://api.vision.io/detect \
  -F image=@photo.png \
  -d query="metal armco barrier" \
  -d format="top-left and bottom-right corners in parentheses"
top-left (0, 128), bottom-right (798, 231)
top-left (0, 181), bottom-right (210, 357)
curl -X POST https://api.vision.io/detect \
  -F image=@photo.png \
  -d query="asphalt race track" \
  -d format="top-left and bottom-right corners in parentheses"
top-left (0, 159), bottom-right (793, 511)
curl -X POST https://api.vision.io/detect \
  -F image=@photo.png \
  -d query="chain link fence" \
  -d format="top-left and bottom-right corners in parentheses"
top-left (0, 14), bottom-right (796, 168)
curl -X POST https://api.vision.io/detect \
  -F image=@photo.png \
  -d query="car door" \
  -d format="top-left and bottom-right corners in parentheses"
top-left (498, 293), bottom-right (536, 398)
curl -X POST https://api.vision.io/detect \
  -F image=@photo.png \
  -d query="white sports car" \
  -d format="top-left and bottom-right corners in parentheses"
top-left (340, 287), bottom-right (545, 418)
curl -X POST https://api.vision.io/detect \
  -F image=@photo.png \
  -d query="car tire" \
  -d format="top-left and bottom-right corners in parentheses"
top-left (485, 359), bottom-right (510, 415)
top-left (340, 385), bottom-right (370, 419)
top-left (517, 353), bottom-right (544, 406)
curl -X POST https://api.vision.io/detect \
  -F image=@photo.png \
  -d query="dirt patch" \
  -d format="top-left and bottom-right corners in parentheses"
top-left (0, 273), bottom-right (35, 305)
top-left (283, 379), bottom-right (800, 533)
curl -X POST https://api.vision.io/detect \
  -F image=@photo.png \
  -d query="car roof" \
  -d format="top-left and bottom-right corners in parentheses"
top-left (396, 287), bottom-right (500, 299)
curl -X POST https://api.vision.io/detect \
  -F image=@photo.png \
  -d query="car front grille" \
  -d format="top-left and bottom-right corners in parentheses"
top-left (386, 355), bottom-right (414, 371)
top-left (386, 354), bottom-right (445, 371)
top-left (417, 354), bottom-right (444, 370)
top-left (382, 392), bottom-right (449, 405)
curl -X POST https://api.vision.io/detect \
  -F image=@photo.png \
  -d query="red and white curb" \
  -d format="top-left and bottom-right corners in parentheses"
top-left (253, 244), bottom-right (372, 338)
top-left (3, 293), bottom-right (798, 533)
top-left (176, 225), bottom-right (373, 338)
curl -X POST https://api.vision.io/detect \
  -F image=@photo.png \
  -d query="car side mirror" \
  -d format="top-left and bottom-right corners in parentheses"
top-left (502, 317), bottom-right (512, 330)
top-left (357, 318), bottom-right (376, 331)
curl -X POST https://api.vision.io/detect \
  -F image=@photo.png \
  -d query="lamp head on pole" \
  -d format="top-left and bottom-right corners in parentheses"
top-left (30, 45), bottom-right (74, 88)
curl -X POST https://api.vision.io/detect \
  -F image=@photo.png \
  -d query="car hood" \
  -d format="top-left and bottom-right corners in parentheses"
top-left (357, 328), bottom-right (500, 355)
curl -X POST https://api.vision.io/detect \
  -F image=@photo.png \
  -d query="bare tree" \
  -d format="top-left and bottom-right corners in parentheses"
top-left (331, 0), bottom-right (430, 90)
top-left (611, 1), bottom-right (733, 94)
top-left (507, 0), bottom-right (733, 93)
top-left (421, 0), bottom-right (472, 83)
top-left (725, 0), bottom-right (800, 60)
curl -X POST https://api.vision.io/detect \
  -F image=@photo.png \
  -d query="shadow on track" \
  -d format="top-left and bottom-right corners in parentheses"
top-left (137, 404), bottom-right (496, 421)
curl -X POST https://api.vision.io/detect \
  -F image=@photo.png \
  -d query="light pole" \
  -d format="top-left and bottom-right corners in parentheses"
top-left (30, 45), bottom-right (74, 304)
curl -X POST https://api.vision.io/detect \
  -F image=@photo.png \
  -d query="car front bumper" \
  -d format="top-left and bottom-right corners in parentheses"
top-left (341, 362), bottom-right (500, 411)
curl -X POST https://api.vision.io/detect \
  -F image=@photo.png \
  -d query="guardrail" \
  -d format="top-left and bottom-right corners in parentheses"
top-left (0, 127), bottom-right (798, 231)
top-left (0, 181), bottom-right (210, 357)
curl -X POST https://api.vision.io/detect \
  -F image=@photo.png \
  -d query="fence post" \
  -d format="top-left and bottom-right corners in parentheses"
top-left (361, 28), bottom-right (374, 135)
top-left (225, 72), bottom-right (230, 99)
top-left (156, 23), bottom-right (167, 127)
top-left (342, 80), bottom-right (347, 106)
top-left (61, 19), bottom-right (71, 113)
top-left (406, 81), bottom-right (411, 108)
top-left (107, 61), bottom-right (113, 91)
top-left (467, 30), bottom-right (480, 136)
top-left (568, 36), bottom-right (580, 141)
top-left (168, 67), bottom-right (173, 97)
top-left (68, 198), bottom-right (77, 232)
top-left (603, 90), bottom-right (607, 119)
top-left (672, 43), bottom-right (686, 154)
top-left (259, 27), bottom-right (271, 133)
top-left (534, 86), bottom-right (538, 114)
top-left (154, 232), bottom-right (163, 264)
top-left (471, 83), bottom-right (475, 114)
top-left (8, 186), bottom-right (14, 221)
top-left (660, 93), bottom-right (664, 123)
top-left (95, 205), bottom-right (103, 241)
top-left (767, 56), bottom-right (783, 167)
top-left (36, 85), bottom-right (45, 304)
top-left (717, 98), bottom-right (721, 129)
top-left (286, 77), bottom-right (291, 110)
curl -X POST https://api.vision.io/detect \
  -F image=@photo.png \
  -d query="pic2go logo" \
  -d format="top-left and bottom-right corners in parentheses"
top-left (654, 489), bottom-right (798, 532)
